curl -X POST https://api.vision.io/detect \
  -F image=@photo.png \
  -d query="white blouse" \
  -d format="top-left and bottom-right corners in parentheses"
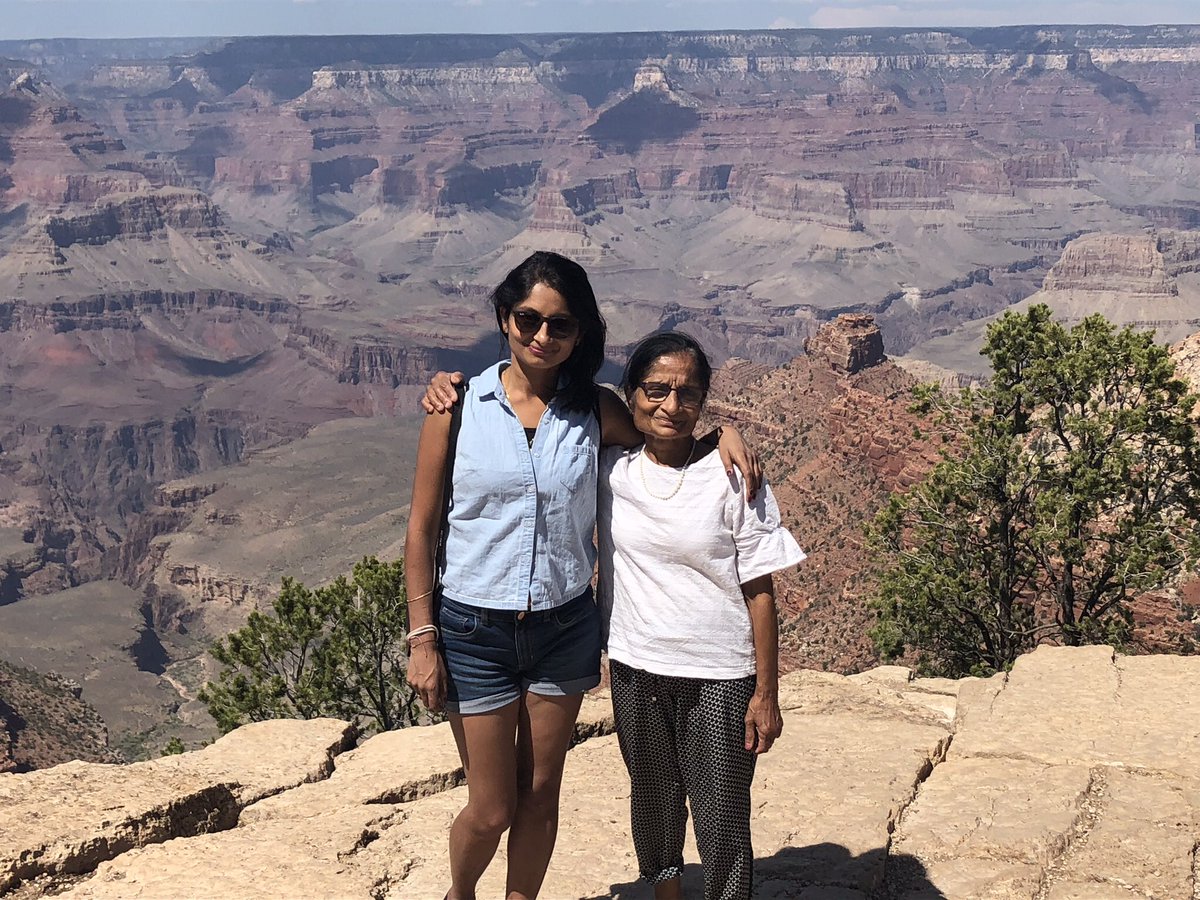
top-left (597, 446), bottom-right (806, 679)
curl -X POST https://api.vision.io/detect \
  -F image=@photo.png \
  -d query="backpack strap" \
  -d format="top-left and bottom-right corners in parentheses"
top-left (435, 382), bottom-right (467, 580)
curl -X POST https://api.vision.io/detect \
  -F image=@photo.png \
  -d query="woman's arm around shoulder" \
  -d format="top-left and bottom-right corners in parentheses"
top-left (598, 385), bottom-right (641, 448)
top-left (420, 371), bottom-right (465, 414)
top-left (701, 426), bottom-right (762, 501)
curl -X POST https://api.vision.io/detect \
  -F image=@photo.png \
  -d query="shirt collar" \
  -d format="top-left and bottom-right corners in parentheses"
top-left (477, 360), bottom-right (570, 405)
top-left (477, 361), bottom-right (507, 401)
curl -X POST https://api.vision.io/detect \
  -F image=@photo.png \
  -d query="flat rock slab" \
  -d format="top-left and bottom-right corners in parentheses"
top-left (1041, 768), bottom-right (1200, 900)
top-left (156, 717), bottom-right (356, 805)
top-left (951, 645), bottom-right (1200, 776)
top-left (242, 693), bottom-right (612, 824)
top-left (893, 646), bottom-right (1200, 899)
top-left (0, 718), bottom-right (353, 893)
top-left (57, 806), bottom-right (399, 900)
top-left (369, 681), bottom-right (951, 898)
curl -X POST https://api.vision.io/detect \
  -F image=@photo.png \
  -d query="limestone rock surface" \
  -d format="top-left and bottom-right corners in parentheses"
top-left (0, 718), bottom-right (354, 894)
top-left (1, 648), bottom-right (1197, 899)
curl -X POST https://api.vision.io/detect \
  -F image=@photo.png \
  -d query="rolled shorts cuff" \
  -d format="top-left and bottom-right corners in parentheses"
top-left (445, 689), bottom-right (520, 716)
top-left (525, 671), bottom-right (602, 697)
top-left (448, 672), bottom-right (602, 714)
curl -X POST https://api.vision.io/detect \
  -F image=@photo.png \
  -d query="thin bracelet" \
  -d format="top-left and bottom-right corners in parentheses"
top-left (406, 624), bottom-right (439, 643)
top-left (408, 588), bottom-right (434, 604)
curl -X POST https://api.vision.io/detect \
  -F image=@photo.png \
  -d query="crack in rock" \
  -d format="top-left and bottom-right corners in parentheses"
top-left (1032, 766), bottom-right (1108, 900)
top-left (1112, 652), bottom-right (1124, 704)
top-left (337, 827), bottom-right (382, 862)
top-left (888, 734), bottom-right (953, 837)
top-left (1192, 839), bottom-right (1200, 900)
top-left (370, 857), bottom-right (414, 900)
top-left (878, 733), bottom-right (953, 897)
top-left (366, 768), bottom-right (466, 804)
top-left (3, 783), bottom-right (241, 896)
top-left (986, 672), bottom-right (1009, 717)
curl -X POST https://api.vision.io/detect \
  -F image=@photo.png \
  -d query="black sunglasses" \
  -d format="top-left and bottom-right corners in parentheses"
top-left (638, 382), bottom-right (705, 408)
top-left (509, 308), bottom-right (580, 340)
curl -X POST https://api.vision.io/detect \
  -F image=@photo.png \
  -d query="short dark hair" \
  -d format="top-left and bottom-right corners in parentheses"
top-left (491, 251), bottom-right (605, 412)
top-left (621, 331), bottom-right (712, 402)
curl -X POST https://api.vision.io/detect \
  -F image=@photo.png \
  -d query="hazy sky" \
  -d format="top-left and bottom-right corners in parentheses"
top-left (4, 0), bottom-right (1197, 41)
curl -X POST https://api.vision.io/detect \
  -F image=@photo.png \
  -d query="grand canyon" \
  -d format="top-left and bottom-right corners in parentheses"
top-left (2, 25), bottom-right (1200, 767)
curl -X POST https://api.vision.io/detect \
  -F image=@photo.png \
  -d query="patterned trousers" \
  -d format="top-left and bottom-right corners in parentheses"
top-left (609, 659), bottom-right (758, 900)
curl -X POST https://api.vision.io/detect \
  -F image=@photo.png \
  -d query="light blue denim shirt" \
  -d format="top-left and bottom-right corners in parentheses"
top-left (439, 361), bottom-right (599, 611)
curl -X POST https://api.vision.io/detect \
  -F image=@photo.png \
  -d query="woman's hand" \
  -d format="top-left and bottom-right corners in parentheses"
top-left (744, 687), bottom-right (782, 754)
top-left (716, 425), bottom-right (763, 501)
top-left (406, 639), bottom-right (447, 712)
top-left (420, 371), bottom-right (465, 414)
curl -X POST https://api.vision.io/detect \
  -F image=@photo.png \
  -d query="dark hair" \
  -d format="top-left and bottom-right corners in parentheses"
top-left (491, 251), bottom-right (605, 412)
top-left (621, 331), bottom-right (712, 402)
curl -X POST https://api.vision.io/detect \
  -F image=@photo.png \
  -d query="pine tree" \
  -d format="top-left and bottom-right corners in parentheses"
top-left (869, 305), bottom-right (1200, 676)
top-left (199, 556), bottom-right (427, 733)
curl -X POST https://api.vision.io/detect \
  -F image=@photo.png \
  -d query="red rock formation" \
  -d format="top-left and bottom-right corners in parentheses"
top-left (1171, 328), bottom-right (1200, 398)
top-left (804, 314), bottom-right (887, 374)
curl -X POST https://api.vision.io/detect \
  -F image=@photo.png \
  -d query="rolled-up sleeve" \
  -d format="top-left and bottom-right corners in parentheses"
top-left (728, 476), bottom-right (807, 584)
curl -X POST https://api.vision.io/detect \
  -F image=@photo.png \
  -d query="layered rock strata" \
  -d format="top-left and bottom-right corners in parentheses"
top-left (8, 26), bottom-right (1196, 364)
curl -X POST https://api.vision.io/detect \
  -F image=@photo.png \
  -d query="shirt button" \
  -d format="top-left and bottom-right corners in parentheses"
top-left (526, 484), bottom-right (534, 493)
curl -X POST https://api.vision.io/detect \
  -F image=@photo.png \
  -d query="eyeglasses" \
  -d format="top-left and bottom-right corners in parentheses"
top-left (509, 308), bottom-right (580, 340)
top-left (638, 382), bottom-right (705, 408)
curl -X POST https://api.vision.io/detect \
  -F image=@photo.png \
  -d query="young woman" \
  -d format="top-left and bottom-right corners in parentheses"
top-left (598, 332), bottom-right (805, 900)
top-left (405, 253), bottom-right (758, 900)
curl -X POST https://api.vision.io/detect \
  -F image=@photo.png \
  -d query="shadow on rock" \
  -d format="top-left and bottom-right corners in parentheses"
top-left (584, 842), bottom-right (946, 899)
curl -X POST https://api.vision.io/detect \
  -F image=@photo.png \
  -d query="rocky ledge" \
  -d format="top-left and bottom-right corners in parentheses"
top-left (1, 645), bottom-right (1197, 899)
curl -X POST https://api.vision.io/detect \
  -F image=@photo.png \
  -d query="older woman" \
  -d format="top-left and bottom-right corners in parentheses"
top-left (598, 331), bottom-right (805, 900)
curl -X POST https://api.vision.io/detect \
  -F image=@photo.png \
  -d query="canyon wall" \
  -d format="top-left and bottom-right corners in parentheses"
top-left (3, 25), bottom-right (1200, 761)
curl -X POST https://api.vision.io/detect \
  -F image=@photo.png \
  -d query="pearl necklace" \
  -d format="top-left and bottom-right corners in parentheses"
top-left (639, 440), bottom-right (698, 501)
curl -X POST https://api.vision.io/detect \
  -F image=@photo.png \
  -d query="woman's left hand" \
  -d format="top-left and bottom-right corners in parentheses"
top-left (744, 688), bottom-right (783, 754)
top-left (717, 426), bottom-right (763, 501)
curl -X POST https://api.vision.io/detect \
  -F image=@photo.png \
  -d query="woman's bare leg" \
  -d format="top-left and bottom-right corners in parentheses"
top-left (447, 701), bottom-right (521, 900)
top-left (504, 691), bottom-right (585, 900)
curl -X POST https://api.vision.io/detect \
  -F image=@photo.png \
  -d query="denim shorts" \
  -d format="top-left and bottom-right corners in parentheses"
top-left (438, 587), bottom-right (602, 715)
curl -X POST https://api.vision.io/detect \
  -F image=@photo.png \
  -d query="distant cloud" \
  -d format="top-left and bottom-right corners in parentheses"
top-left (6, 0), bottom-right (1200, 41)
top-left (809, 4), bottom-right (901, 27)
